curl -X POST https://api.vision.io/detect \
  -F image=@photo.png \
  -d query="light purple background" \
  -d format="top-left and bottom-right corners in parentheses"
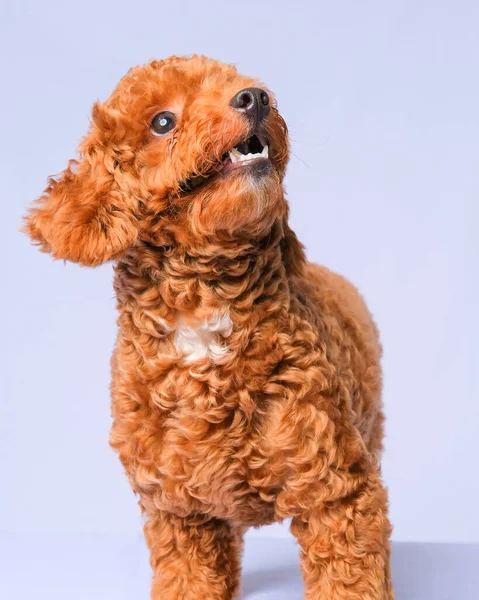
top-left (1, 0), bottom-right (477, 550)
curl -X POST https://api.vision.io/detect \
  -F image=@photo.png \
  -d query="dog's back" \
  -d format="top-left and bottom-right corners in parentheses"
top-left (297, 262), bottom-right (384, 455)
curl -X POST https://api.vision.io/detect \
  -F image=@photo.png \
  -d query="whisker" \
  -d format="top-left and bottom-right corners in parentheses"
top-left (290, 151), bottom-right (311, 168)
top-left (289, 135), bottom-right (330, 148)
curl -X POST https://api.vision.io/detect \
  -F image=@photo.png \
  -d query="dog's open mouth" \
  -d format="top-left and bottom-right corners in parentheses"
top-left (179, 134), bottom-right (270, 194)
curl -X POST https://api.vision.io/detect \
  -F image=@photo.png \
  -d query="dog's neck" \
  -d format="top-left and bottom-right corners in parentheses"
top-left (114, 218), bottom-right (303, 318)
top-left (113, 218), bottom-right (305, 362)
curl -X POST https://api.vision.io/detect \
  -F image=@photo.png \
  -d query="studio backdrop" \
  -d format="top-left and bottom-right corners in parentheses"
top-left (1, 0), bottom-right (477, 545)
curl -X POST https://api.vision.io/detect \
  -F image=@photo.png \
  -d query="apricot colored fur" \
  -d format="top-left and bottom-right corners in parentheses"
top-left (23, 56), bottom-right (393, 599)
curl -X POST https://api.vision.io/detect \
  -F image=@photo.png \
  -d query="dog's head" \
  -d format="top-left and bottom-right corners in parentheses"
top-left (23, 56), bottom-right (291, 266)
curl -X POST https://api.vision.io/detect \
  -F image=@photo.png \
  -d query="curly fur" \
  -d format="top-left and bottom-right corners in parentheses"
top-left (23, 55), bottom-right (393, 599)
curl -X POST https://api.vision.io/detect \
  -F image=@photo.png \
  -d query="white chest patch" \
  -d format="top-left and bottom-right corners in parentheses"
top-left (172, 310), bottom-right (233, 362)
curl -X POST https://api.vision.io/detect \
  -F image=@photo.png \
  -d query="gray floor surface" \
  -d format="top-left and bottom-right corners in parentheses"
top-left (1, 533), bottom-right (478, 599)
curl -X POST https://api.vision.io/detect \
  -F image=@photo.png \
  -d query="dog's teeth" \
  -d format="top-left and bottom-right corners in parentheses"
top-left (228, 148), bottom-right (242, 163)
top-left (228, 144), bottom-right (269, 164)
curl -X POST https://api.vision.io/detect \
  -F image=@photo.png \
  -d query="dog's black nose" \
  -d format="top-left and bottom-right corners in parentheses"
top-left (230, 87), bottom-right (270, 122)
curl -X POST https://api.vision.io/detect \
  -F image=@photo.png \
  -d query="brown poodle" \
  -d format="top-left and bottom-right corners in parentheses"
top-left (23, 55), bottom-right (393, 599)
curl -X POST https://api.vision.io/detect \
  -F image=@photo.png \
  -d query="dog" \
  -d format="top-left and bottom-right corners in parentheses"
top-left (23, 55), bottom-right (393, 600)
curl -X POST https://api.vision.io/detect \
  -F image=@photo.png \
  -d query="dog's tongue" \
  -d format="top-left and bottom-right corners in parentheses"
top-left (235, 141), bottom-right (250, 155)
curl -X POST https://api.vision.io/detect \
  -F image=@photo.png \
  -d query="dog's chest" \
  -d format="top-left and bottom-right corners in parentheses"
top-left (155, 410), bottom-right (277, 524)
top-left (116, 304), bottom-right (323, 523)
top-left (138, 323), bottom-right (291, 521)
top-left (167, 310), bottom-right (233, 362)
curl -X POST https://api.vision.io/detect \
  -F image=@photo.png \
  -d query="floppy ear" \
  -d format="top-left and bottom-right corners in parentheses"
top-left (22, 104), bottom-right (141, 266)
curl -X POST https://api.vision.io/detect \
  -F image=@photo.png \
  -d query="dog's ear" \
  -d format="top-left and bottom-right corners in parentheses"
top-left (22, 103), bottom-right (140, 267)
top-left (281, 218), bottom-right (306, 276)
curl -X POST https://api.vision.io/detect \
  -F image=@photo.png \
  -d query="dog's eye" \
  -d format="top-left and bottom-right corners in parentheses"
top-left (150, 111), bottom-right (176, 136)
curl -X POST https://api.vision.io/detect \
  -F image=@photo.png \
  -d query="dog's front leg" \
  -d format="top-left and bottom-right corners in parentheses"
top-left (144, 512), bottom-right (244, 600)
top-left (284, 468), bottom-right (393, 600)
